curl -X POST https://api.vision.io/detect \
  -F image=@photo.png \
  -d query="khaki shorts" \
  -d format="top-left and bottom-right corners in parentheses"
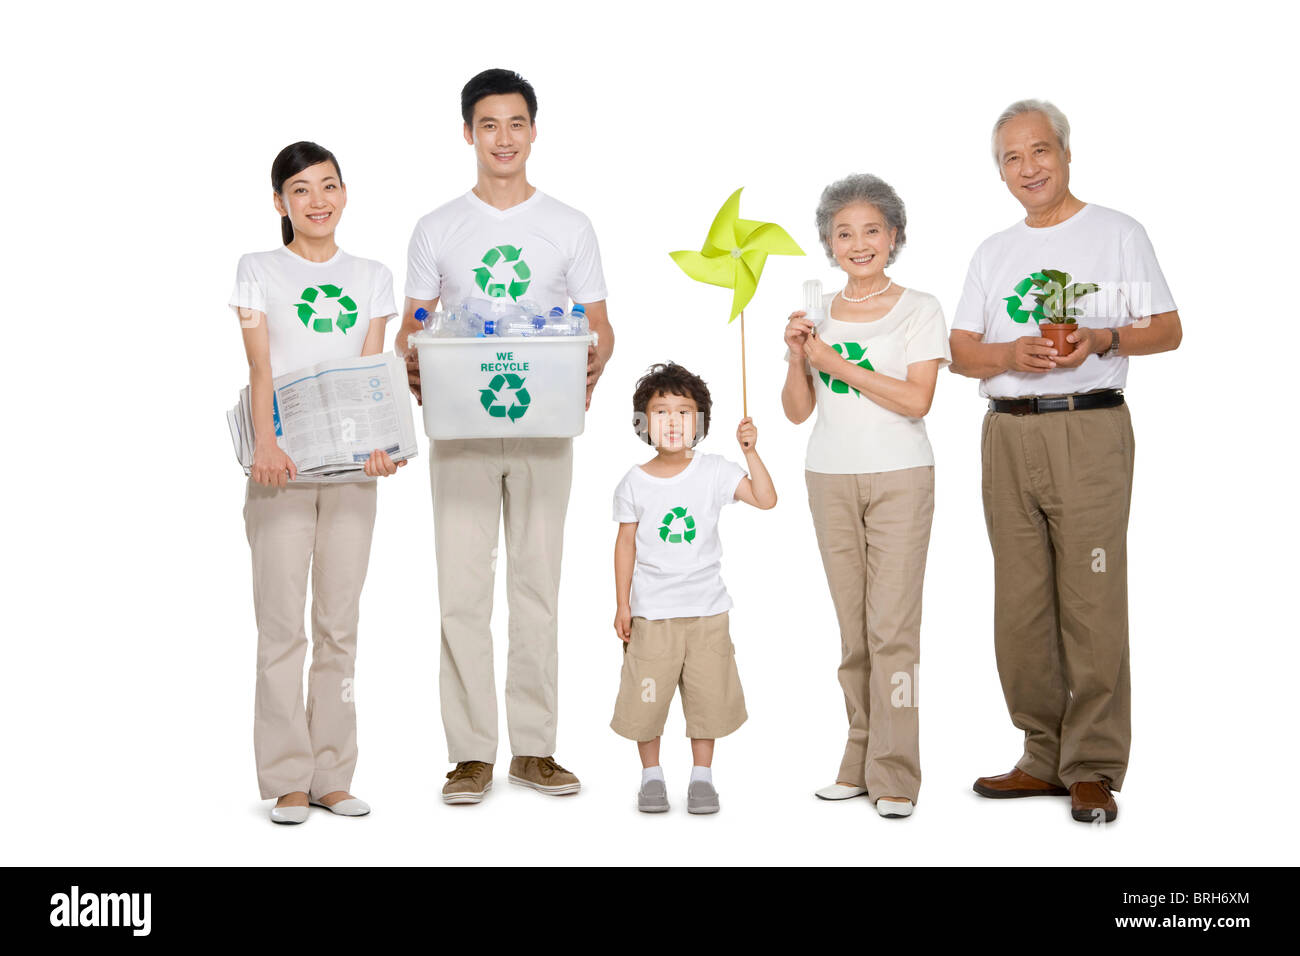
top-left (610, 612), bottom-right (747, 741)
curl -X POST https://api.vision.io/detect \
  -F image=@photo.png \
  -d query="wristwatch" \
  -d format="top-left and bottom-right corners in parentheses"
top-left (1098, 327), bottom-right (1120, 358)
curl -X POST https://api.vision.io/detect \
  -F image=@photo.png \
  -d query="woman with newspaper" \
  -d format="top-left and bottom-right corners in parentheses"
top-left (228, 141), bottom-right (402, 825)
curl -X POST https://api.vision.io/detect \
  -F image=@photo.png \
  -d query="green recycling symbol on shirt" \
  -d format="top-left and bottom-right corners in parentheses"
top-left (479, 372), bottom-right (531, 422)
top-left (1004, 269), bottom-right (1100, 324)
top-left (295, 284), bottom-right (358, 334)
top-left (473, 244), bottom-right (532, 301)
top-left (819, 342), bottom-right (874, 396)
top-left (658, 506), bottom-right (696, 544)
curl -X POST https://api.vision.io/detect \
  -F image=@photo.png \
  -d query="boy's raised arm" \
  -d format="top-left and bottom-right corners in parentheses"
top-left (733, 418), bottom-right (777, 510)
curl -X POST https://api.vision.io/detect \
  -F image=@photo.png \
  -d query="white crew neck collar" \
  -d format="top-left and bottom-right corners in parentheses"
top-left (1018, 202), bottom-right (1093, 234)
top-left (637, 451), bottom-right (702, 483)
top-left (279, 244), bottom-right (345, 266)
top-left (465, 188), bottom-right (544, 220)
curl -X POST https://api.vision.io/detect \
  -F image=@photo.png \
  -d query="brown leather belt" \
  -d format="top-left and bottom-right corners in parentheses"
top-left (988, 389), bottom-right (1124, 416)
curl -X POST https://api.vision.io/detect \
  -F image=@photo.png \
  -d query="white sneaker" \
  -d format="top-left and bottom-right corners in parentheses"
top-left (310, 797), bottom-right (371, 816)
top-left (876, 798), bottom-right (914, 818)
top-left (815, 783), bottom-right (867, 801)
top-left (270, 804), bottom-right (309, 825)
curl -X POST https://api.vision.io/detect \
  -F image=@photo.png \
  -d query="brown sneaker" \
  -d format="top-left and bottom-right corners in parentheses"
top-left (1070, 781), bottom-right (1118, 823)
top-left (442, 761), bottom-right (493, 805)
top-left (508, 756), bottom-right (581, 795)
top-left (973, 767), bottom-right (1069, 798)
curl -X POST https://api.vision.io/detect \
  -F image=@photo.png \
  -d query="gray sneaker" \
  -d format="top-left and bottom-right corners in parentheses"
top-left (687, 779), bottom-right (720, 814)
top-left (637, 778), bottom-right (670, 813)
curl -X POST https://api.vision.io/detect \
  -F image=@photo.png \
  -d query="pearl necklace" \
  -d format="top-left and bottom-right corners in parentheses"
top-left (840, 279), bottom-right (893, 303)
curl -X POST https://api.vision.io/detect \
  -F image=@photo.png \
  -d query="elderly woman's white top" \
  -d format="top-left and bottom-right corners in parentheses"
top-left (787, 287), bottom-right (951, 475)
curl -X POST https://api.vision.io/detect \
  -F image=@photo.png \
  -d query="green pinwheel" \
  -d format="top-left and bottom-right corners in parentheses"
top-left (670, 188), bottom-right (804, 322)
top-left (669, 188), bottom-right (804, 420)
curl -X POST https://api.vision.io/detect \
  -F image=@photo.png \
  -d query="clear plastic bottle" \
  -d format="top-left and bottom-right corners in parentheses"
top-left (494, 313), bottom-right (546, 337)
top-left (570, 303), bottom-right (589, 336)
top-left (454, 305), bottom-right (483, 338)
top-left (439, 310), bottom-right (463, 338)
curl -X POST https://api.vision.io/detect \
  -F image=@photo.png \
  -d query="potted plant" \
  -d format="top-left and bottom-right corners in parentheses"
top-left (1032, 269), bottom-right (1099, 358)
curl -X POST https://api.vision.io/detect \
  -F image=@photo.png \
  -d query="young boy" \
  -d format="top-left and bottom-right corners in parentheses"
top-left (611, 363), bottom-right (777, 813)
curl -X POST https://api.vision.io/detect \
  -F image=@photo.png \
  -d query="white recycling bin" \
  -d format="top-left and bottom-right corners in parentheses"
top-left (412, 332), bottom-right (592, 439)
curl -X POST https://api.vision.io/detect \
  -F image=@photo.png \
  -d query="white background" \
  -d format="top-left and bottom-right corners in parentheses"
top-left (5, 0), bottom-right (1296, 866)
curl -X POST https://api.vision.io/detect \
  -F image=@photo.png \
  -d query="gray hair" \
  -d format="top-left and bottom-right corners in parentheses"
top-left (991, 99), bottom-right (1070, 166)
top-left (815, 174), bottom-right (907, 267)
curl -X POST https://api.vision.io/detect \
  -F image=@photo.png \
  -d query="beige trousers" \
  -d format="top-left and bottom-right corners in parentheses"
top-left (610, 612), bottom-right (747, 741)
top-left (243, 479), bottom-right (376, 801)
top-left (981, 403), bottom-right (1135, 790)
top-left (806, 466), bottom-right (934, 803)
top-left (430, 437), bottom-right (573, 763)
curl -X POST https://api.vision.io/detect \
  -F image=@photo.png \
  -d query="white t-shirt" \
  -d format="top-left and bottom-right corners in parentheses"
top-left (786, 287), bottom-right (951, 475)
top-left (612, 453), bottom-right (747, 620)
top-left (228, 246), bottom-right (397, 378)
top-left (405, 190), bottom-right (607, 312)
top-left (950, 203), bottom-right (1177, 399)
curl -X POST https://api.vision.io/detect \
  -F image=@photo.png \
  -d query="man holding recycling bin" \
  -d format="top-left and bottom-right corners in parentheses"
top-left (396, 68), bottom-right (614, 804)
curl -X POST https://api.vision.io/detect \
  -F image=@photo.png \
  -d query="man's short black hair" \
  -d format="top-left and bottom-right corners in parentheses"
top-left (461, 68), bottom-right (538, 127)
top-left (632, 363), bottom-right (713, 447)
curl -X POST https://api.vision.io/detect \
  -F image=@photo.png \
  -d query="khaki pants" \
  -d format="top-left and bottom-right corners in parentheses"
top-left (609, 612), bottom-right (747, 741)
top-left (981, 403), bottom-right (1134, 790)
top-left (430, 437), bottom-right (572, 763)
top-left (806, 466), bottom-right (934, 803)
top-left (243, 479), bottom-right (376, 801)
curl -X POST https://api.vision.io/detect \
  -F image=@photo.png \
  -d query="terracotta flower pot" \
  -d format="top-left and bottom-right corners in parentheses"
top-left (1041, 321), bottom-right (1078, 358)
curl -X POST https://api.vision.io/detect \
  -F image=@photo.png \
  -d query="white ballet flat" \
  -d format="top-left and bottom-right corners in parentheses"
top-left (815, 783), bottom-right (867, 801)
top-left (876, 798), bottom-right (914, 818)
top-left (310, 797), bottom-right (371, 816)
top-left (270, 804), bottom-right (309, 825)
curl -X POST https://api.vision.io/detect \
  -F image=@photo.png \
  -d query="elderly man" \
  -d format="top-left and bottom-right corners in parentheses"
top-left (949, 99), bottom-right (1181, 823)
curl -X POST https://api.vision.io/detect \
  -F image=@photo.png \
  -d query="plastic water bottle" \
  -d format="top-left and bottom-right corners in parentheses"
top-left (494, 313), bottom-right (546, 337)
top-left (538, 306), bottom-right (566, 336)
top-left (570, 303), bottom-right (589, 336)
top-left (449, 303), bottom-right (481, 338)
top-left (415, 307), bottom-right (431, 333)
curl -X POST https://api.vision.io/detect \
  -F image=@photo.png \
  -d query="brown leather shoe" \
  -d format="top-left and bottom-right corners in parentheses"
top-left (442, 760), bottom-right (493, 805)
top-left (1069, 781), bottom-right (1118, 823)
top-left (508, 756), bottom-right (581, 795)
top-left (973, 767), bottom-right (1069, 799)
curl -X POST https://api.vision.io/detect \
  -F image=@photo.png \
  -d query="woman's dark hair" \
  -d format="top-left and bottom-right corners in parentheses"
top-left (271, 141), bottom-right (343, 246)
top-left (461, 68), bottom-right (538, 127)
top-left (632, 363), bottom-right (712, 447)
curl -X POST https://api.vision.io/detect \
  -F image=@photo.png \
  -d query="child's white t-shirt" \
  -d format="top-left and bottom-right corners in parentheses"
top-left (405, 190), bottom-right (607, 312)
top-left (228, 246), bottom-right (397, 378)
top-left (950, 203), bottom-right (1177, 398)
top-left (613, 453), bottom-right (747, 620)
top-left (787, 287), bottom-right (951, 474)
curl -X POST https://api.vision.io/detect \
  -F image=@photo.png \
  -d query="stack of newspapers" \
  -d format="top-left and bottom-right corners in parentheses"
top-left (228, 351), bottom-right (419, 482)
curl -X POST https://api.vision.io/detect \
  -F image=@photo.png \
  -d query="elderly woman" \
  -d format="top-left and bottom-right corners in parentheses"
top-left (781, 174), bottom-right (951, 818)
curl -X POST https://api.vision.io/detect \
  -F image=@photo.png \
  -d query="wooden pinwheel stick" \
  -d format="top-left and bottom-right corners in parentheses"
top-left (740, 309), bottom-right (749, 444)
